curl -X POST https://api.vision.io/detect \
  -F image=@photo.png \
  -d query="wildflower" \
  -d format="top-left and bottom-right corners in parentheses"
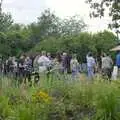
top-left (32, 91), bottom-right (52, 104)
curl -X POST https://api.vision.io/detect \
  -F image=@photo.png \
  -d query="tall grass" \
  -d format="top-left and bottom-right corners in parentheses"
top-left (0, 75), bottom-right (120, 119)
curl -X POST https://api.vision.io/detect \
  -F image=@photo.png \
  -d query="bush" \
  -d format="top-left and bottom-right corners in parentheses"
top-left (0, 77), bottom-right (120, 119)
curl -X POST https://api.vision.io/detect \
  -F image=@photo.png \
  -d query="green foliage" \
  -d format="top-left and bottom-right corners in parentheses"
top-left (0, 77), bottom-right (120, 119)
top-left (33, 30), bottom-right (116, 62)
top-left (28, 9), bottom-right (87, 45)
top-left (60, 15), bottom-right (87, 35)
top-left (0, 96), bottom-right (14, 119)
top-left (93, 30), bottom-right (117, 54)
top-left (0, 9), bottom-right (117, 59)
top-left (0, 32), bottom-right (11, 57)
top-left (37, 9), bottom-right (60, 38)
top-left (86, 0), bottom-right (120, 31)
top-left (0, 12), bottom-right (13, 32)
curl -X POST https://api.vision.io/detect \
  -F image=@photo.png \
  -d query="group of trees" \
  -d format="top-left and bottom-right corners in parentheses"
top-left (0, 9), bottom-right (88, 58)
top-left (0, 0), bottom-right (119, 61)
top-left (33, 30), bottom-right (116, 62)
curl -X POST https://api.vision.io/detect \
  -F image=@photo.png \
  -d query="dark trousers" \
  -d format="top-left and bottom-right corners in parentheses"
top-left (31, 72), bottom-right (40, 84)
top-left (24, 70), bottom-right (31, 84)
top-left (102, 68), bottom-right (112, 80)
top-left (18, 68), bottom-right (25, 84)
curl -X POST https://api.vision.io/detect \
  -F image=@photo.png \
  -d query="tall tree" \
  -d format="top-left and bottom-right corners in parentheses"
top-left (37, 9), bottom-right (60, 38)
top-left (0, 0), bottom-right (13, 32)
top-left (28, 9), bottom-right (60, 46)
top-left (0, 12), bottom-right (13, 32)
top-left (60, 15), bottom-right (87, 36)
top-left (32, 31), bottom-right (116, 62)
top-left (0, 0), bottom-right (3, 13)
top-left (86, 0), bottom-right (120, 35)
top-left (29, 9), bottom-right (87, 45)
top-left (0, 32), bottom-right (11, 57)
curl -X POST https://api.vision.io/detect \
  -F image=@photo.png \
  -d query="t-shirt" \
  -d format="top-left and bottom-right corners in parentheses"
top-left (102, 57), bottom-right (113, 69)
top-left (70, 59), bottom-right (79, 71)
top-left (37, 56), bottom-right (51, 67)
top-left (86, 56), bottom-right (95, 68)
top-left (24, 59), bottom-right (33, 72)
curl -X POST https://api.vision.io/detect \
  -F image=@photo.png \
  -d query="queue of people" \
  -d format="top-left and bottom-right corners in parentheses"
top-left (0, 51), bottom-right (75, 85)
top-left (0, 51), bottom-right (120, 85)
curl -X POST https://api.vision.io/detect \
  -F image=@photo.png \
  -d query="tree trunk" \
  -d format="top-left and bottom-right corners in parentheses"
top-left (0, 0), bottom-right (3, 13)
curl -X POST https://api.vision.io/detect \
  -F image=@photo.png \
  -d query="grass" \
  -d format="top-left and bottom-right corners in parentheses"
top-left (0, 74), bottom-right (120, 120)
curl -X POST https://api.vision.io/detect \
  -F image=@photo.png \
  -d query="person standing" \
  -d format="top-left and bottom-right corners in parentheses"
top-left (101, 53), bottom-right (113, 80)
top-left (61, 52), bottom-right (68, 73)
top-left (37, 51), bottom-right (51, 72)
top-left (12, 57), bottom-right (18, 80)
top-left (86, 52), bottom-right (96, 79)
top-left (7, 57), bottom-right (14, 77)
top-left (33, 54), bottom-right (40, 84)
top-left (116, 51), bottom-right (120, 68)
top-left (116, 51), bottom-right (120, 77)
top-left (18, 55), bottom-right (25, 84)
top-left (66, 53), bottom-right (72, 74)
top-left (70, 54), bottom-right (79, 80)
top-left (37, 51), bottom-right (51, 80)
top-left (24, 56), bottom-right (33, 85)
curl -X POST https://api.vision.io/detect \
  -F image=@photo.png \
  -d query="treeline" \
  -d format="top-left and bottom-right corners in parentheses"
top-left (0, 9), bottom-right (117, 61)
top-left (33, 31), bottom-right (116, 62)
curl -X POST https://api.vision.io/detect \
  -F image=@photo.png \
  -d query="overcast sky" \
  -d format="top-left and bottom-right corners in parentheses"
top-left (3, 0), bottom-right (112, 32)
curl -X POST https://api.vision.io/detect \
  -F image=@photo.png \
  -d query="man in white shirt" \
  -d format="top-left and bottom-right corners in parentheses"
top-left (37, 51), bottom-right (51, 73)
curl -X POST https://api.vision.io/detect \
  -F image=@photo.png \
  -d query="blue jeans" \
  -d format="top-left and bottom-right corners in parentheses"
top-left (72, 69), bottom-right (79, 79)
top-left (87, 66), bottom-right (94, 79)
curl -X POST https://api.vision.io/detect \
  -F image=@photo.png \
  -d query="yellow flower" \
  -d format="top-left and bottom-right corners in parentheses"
top-left (32, 91), bottom-right (52, 103)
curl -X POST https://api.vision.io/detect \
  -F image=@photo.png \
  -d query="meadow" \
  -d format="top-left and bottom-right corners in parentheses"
top-left (0, 75), bottom-right (120, 120)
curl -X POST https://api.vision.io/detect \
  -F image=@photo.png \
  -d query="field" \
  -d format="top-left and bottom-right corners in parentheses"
top-left (0, 75), bottom-right (120, 120)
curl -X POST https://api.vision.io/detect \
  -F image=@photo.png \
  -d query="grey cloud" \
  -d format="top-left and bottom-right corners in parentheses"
top-left (3, 0), bottom-right (48, 24)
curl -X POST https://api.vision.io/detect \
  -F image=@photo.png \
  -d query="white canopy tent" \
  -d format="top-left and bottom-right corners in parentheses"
top-left (110, 45), bottom-right (120, 51)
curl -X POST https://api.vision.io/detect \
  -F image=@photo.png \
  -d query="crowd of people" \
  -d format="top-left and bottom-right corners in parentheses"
top-left (86, 51), bottom-right (120, 81)
top-left (0, 50), bottom-right (120, 85)
top-left (86, 52), bottom-right (113, 80)
top-left (0, 51), bottom-right (77, 85)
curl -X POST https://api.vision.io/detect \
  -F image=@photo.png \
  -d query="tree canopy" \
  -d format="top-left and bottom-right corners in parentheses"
top-left (32, 30), bottom-right (116, 62)
top-left (0, 9), bottom-right (117, 61)
top-left (86, 0), bottom-right (120, 32)
top-left (0, 12), bottom-right (13, 32)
